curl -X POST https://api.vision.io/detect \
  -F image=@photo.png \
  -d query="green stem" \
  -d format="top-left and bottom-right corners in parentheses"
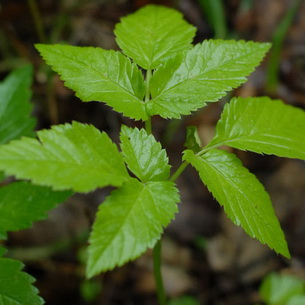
top-left (145, 70), bottom-right (152, 101)
top-left (154, 129), bottom-right (223, 304)
top-left (197, 142), bottom-right (222, 156)
top-left (198, 0), bottom-right (227, 39)
top-left (144, 68), bottom-right (166, 304)
top-left (27, 0), bottom-right (46, 43)
top-left (169, 160), bottom-right (189, 182)
top-left (153, 240), bottom-right (167, 305)
top-left (46, 72), bottom-right (59, 124)
top-left (145, 117), bottom-right (152, 135)
top-left (144, 69), bottom-right (152, 134)
top-left (169, 142), bottom-right (222, 183)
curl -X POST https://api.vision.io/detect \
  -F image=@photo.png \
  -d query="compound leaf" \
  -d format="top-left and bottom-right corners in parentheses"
top-left (148, 40), bottom-right (270, 118)
top-left (0, 182), bottom-right (71, 239)
top-left (0, 121), bottom-right (129, 192)
top-left (0, 65), bottom-right (36, 145)
top-left (208, 97), bottom-right (305, 159)
top-left (120, 126), bottom-right (170, 182)
top-left (114, 4), bottom-right (196, 70)
top-left (0, 257), bottom-right (43, 305)
top-left (35, 44), bottom-right (147, 120)
top-left (183, 149), bottom-right (289, 258)
top-left (87, 179), bottom-right (179, 277)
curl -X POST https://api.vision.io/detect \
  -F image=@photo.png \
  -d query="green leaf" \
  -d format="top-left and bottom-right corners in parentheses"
top-left (114, 5), bottom-right (196, 70)
top-left (183, 149), bottom-right (290, 258)
top-left (87, 179), bottom-right (179, 277)
top-left (0, 121), bottom-right (129, 192)
top-left (35, 44), bottom-right (147, 120)
top-left (0, 257), bottom-right (43, 305)
top-left (260, 273), bottom-right (305, 305)
top-left (184, 126), bottom-right (202, 153)
top-left (0, 182), bottom-right (71, 239)
top-left (0, 65), bottom-right (36, 145)
top-left (287, 295), bottom-right (305, 305)
top-left (207, 97), bottom-right (305, 160)
top-left (148, 40), bottom-right (271, 118)
top-left (120, 126), bottom-right (170, 182)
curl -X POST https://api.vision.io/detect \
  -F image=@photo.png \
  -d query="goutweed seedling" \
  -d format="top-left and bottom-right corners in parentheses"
top-left (1, 4), bottom-right (305, 304)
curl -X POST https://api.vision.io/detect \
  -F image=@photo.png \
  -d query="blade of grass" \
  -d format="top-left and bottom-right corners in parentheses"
top-left (266, 0), bottom-right (302, 92)
top-left (197, 0), bottom-right (227, 39)
top-left (27, 0), bottom-right (47, 43)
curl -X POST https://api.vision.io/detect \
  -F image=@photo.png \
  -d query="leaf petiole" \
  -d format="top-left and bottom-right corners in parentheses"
top-left (197, 143), bottom-right (223, 156)
top-left (145, 117), bottom-right (152, 135)
top-left (169, 160), bottom-right (189, 182)
top-left (169, 140), bottom-right (223, 183)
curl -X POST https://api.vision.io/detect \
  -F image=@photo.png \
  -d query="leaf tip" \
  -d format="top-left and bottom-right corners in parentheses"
top-left (278, 242), bottom-right (291, 259)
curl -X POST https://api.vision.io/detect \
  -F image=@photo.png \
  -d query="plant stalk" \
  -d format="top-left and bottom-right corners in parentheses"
top-left (153, 240), bottom-right (167, 305)
top-left (144, 68), bottom-right (166, 304)
top-left (198, 0), bottom-right (227, 39)
top-left (46, 72), bottom-right (59, 124)
top-left (169, 160), bottom-right (189, 182)
top-left (145, 117), bottom-right (152, 135)
top-left (27, 0), bottom-right (47, 43)
top-left (144, 69), bottom-right (152, 134)
top-left (169, 142), bottom-right (222, 183)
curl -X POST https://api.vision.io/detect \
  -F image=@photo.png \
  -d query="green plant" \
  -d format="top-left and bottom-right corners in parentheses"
top-left (0, 66), bottom-right (71, 304)
top-left (1, 4), bottom-right (305, 304)
top-left (258, 272), bottom-right (305, 305)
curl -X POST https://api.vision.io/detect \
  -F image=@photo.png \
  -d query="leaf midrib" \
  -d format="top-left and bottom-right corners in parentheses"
top-left (91, 182), bottom-right (151, 267)
top-left (199, 154), bottom-right (275, 242)
top-left (2, 158), bottom-right (125, 178)
top-left (212, 133), bottom-right (305, 153)
top-left (151, 46), bottom-right (261, 102)
top-left (47, 48), bottom-right (145, 105)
